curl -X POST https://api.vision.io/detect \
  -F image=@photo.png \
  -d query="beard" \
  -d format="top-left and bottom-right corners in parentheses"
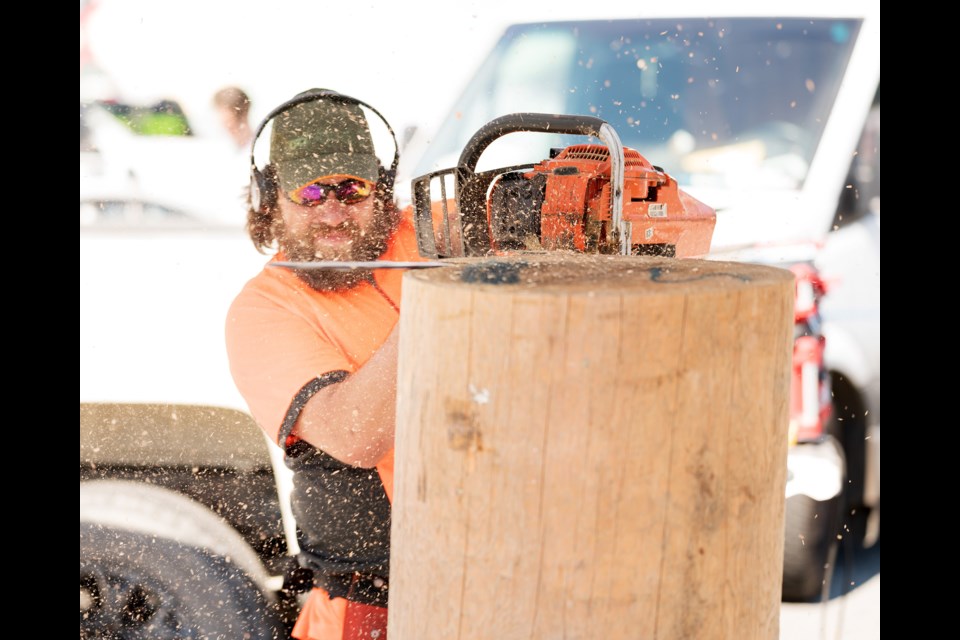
top-left (277, 204), bottom-right (399, 291)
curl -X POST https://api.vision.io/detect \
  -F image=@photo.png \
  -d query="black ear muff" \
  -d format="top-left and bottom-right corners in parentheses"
top-left (249, 88), bottom-right (400, 215)
top-left (249, 165), bottom-right (272, 214)
top-left (376, 164), bottom-right (397, 204)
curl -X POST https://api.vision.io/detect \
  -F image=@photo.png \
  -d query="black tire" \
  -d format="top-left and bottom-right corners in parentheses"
top-left (781, 492), bottom-right (842, 602)
top-left (79, 480), bottom-right (273, 597)
top-left (80, 522), bottom-right (286, 640)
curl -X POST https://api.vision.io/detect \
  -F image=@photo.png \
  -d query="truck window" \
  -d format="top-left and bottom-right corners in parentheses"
top-left (415, 18), bottom-right (862, 193)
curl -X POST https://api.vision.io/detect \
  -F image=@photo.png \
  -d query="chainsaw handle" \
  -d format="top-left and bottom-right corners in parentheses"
top-left (456, 113), bottom-right (610, 172)
top-left (456, 112), bottom-right (630, 256)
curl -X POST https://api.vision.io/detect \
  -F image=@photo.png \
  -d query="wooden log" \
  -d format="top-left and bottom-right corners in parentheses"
top-left (390, 253), bottom-right (794, 640)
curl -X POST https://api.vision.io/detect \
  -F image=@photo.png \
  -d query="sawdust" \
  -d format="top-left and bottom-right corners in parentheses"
top-left (409, 252), bottom-right (792, 293)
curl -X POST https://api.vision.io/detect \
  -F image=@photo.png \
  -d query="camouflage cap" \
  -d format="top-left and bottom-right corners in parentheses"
top-left (269, 90), bottom-right (379, 193)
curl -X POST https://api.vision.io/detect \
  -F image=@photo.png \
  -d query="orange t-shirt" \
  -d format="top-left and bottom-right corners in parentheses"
top-left (226, 214), bottom-right (421, 455)
top-left (225, 214), bottom-right (422, 639)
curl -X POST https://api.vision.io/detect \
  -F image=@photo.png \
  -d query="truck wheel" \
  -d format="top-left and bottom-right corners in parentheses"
top-left (782, 493), bottom-right (840, 601)
top-left (79, 479), bottom-right (272, 597)
top-left (782, 491), bottom-right (844, 602)
top-left (782, 436), bottom-right (845, 602)
top-left (80, 522), bottom-right (285, 640)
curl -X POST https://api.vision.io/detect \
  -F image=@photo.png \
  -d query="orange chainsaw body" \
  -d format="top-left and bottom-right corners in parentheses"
top-left (411, 113), bottom-right (716, 260)
top-left (489, 144), bottom-right (715, 258)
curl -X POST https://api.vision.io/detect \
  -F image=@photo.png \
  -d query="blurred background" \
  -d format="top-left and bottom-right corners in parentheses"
top-left (80, 0), bottom-right (533, 225)
top-left (81, 0), bottom-right (507, 139)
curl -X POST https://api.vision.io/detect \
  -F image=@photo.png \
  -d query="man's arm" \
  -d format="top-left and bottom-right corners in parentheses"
top-left (293, 324), bottom-right (399, 468)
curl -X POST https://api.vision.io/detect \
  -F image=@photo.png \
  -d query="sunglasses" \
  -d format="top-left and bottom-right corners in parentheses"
top-left (288, 178), bottom-right (375, 206)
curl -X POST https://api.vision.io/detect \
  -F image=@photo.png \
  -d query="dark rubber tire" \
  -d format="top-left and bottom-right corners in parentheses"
top-left (80, 522), bottom-right (285, 640)
top-left (782, 492), bottom-right (843, 602)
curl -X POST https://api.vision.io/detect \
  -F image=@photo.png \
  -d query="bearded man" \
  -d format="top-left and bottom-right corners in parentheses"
top-left (226, 89), bottom-right (423, 640)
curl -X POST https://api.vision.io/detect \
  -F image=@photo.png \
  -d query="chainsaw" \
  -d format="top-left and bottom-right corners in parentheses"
top-left (409, 113), bottom-right (715, 261)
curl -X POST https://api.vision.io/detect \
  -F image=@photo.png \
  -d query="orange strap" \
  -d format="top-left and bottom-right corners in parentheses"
top-left (292, 587), bottom-right (389, 640)
top-left (343, 600), bottom-right (388, 639)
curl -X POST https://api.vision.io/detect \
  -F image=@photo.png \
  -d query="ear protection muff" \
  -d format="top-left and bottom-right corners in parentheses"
top-left (376, 164), bottom-right (397, 206)
top-left (249, 89), bottom-right (400, 215)
top-left (249, 163), bottom-right (276, 214)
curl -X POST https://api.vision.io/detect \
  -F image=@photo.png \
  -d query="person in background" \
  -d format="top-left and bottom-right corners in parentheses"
top-left (226, 88), bottom-right (422, 639)
top-left (213, 85), bottom-right (253, 150)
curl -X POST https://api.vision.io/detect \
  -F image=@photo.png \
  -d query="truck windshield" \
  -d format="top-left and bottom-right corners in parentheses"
top-left (414, 18), bottom-right (861, 191)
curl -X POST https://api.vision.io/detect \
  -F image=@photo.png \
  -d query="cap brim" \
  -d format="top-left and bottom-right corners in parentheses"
top-left (276, 152), bottom-right (379, 194)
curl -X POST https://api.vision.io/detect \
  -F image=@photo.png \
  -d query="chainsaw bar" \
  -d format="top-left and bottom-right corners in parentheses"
top-left (270, 260), bottom-right (447, 271)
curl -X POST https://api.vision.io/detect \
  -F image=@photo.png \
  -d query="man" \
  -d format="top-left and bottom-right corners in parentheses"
top-left (211, 86), bottom-right (257, 222)
top-left (212, 85), bottom-right (253, 150)
top-left (226, 89), bottom-right (422, 640)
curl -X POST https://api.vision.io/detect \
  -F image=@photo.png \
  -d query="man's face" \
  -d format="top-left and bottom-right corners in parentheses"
top-left (277, 179), bottom-right (378, 262)
top-left (274, 176), bottom-right (395, 289)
